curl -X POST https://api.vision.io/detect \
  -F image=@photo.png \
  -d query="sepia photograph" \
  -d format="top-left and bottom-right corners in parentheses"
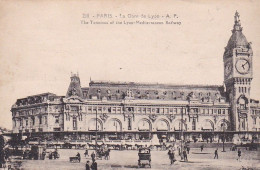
top-left (0, 0), bottom-right (259, 169)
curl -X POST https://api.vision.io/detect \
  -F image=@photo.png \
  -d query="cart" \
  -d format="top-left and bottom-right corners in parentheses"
top-left (138, 148), bottom-right (151, 168)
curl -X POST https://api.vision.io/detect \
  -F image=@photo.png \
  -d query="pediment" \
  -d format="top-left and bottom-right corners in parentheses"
top-left (63, 96), bottom-right (85, 103)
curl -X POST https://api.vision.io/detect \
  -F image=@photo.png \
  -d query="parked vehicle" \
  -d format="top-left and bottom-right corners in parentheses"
top-left (138, 148), bottom-right (151, 168)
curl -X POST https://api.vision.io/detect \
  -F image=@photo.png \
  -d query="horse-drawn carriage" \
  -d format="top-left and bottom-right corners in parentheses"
top-left (138, 148), bottom-right (151, 168)
top-left (96, 149), bottom-right (110, 160)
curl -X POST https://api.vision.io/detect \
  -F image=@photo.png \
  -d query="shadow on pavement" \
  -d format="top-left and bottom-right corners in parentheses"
top-left (192, 152), bottom-right (211, 154)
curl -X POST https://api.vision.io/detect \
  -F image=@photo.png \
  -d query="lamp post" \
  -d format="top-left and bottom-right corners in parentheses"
top-left (95, 110), bottom-right (98, 153)
top-left (222, 123), bottom-right (226, 152)
top-left (180, 107), bottom-right (184, 160)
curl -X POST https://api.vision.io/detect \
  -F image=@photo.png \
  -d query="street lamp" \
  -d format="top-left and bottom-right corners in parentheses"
top-left (180, 107), bottom-right (184, 160)
top-left (95, 110), bottom-right (98, 153)
top-left (222, 123), bottom-right (226, 152)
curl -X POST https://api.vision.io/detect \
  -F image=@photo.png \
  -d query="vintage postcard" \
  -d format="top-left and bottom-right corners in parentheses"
top-left (0, 0), bottom-right (259, 169)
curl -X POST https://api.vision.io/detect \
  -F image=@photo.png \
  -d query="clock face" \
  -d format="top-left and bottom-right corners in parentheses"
top-left (225, 62), bottom-right (232, 77)
top-left (236, 59), bottom-right (250, 74)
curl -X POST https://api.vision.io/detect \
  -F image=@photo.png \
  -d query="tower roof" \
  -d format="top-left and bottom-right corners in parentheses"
top-left (66, 73), bottom-right (83, 98)
top-left (225, 11), bottom-right (249, 54)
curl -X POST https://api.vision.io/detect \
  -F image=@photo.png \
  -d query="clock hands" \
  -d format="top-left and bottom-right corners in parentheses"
top-left (241, 62), bottom-right (248, 70)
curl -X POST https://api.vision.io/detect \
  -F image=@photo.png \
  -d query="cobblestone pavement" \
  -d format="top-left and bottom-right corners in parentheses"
top-left (6, 148), bottom-right (260, 170)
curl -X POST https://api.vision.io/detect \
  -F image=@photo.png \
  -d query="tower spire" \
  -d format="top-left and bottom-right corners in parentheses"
top-left (233, 11), bottom-right (243, 33)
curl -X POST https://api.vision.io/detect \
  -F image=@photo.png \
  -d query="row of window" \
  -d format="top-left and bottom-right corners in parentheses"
top-left (85, 106), bottom-right (229, 115)
top-left (14, 116), bottom-right (48, 127)
top-left (238, 87), bottom-right (248, 93)
top-left (14, 107), bottom-right (47, 117)
top-left (251, 110), bottom-right (260, 115)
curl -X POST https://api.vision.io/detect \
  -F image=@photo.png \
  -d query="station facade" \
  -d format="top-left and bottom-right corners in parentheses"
top-left (11, 12), bottom-right (260, 144)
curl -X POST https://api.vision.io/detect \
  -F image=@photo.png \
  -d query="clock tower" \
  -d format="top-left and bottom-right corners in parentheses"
top-left (223, 11), bottom-right (253, 131)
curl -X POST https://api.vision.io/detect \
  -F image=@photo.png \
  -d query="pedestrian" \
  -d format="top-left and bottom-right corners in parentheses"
top-left (200, 145), bottom-right (204, 152)
top-left (91, 152), bottom-right (95, 162)
top-left (167, 150), bottom-right (171, 164)
top-left (237, 149), bottom-right (241, 162)
top-left (84, 148), bottom-right (89, 157)
top-left (76, 152), bottom-right (81, 163)
top-left (91, 160), bottom-right (97, 170)
top-left (42, 150), bottom-right (46, 160)
top-left (187, 147), bottom-right (190, 154)
top-left (183, 150), bottom-right (188, 162)
top-left (169, 150), bottom-right (175, 165)
top-left (86, 160), bottom-right (90, 170)
top-left (214, 148), bottom-right (218, 159)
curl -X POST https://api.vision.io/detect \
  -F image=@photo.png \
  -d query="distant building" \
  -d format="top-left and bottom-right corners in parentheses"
top-left (11, 12), bottom-right (260, 144)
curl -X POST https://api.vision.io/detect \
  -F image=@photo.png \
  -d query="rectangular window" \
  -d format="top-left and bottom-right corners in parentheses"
top-left (39, 116), bottom-right (42, 124)
top-left (45, 116), bottom-right (47, 125)
top-left (161, 108), bottom-right (164, 113)
top-left (32, 117), bottom-right (35, 125)
top-left (218, 109), bottom-right (221, 114)
top-left (192, 119), bottom-right (196, 130)
top-left (26, 119), bottom-right (28, 126)
top-left (128, 118), bottom-right (132, 130)
top-left (170, 108), bottom-right (173, 113)
top-left (222, 109), bottom-right (226, 114)
top-left (55, 116), bottom-right (59, 123)
top-left (156, 108), bottom-right (160, 113)
top-left (183, 108), bottom-right (186, 114)
top-left (112, 107), bottom-right (116, 113)
top-left (73, 117), bottom-right (77, 130)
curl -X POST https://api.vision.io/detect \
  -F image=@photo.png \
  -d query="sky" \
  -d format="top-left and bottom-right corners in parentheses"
top-left (0, 0), bottom-right (260, 129)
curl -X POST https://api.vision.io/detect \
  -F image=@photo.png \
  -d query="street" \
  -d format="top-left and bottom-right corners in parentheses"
top-left (13, 148), bottom-right (259, 170)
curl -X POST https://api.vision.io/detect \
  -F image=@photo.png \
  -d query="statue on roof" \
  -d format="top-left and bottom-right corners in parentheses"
top-left (234, 11), bottom-right (240, 24)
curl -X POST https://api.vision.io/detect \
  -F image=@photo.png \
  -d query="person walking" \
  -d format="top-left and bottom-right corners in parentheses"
top-left (168, 150), bottom-right (172, 164)
top-left (200, 145), bottom-right (204, 152)
top-left (214, 148), bottom-right (218, 159)
top-left (237, 149), bottom-right (241, 162)
top-left (86, 160), bottom-right (91, 170)
top-left (91, 160), bottom-right (97, 170)
top-left (187, 147), bottom-right (190, 154)
top-left (84, 148), bottom-right (89, 157)
top-left (76, 152), bottom-right (81, 163)
top-left (91, 152), bottom-right (96, 162)
top-left (169, 150), bottom-right (175, 165)
top-left (183, 150), bottom-right (188, 162)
